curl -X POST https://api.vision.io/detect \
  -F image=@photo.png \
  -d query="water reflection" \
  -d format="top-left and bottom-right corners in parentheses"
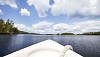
top-left (8, 35), bottom-right (24, 52)
top-left (0, 35), bottom-right (12, 56)
top-left (0, 35), bottom-right (100, 57)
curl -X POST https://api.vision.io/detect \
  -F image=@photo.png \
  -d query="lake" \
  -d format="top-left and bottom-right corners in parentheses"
top-left (0, 34), bottom-right (100, 57)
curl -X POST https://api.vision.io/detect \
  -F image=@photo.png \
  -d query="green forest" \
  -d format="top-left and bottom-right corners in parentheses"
top-left (80, 32), bottom-right (100, 35)
top-left (0, 19), bottom-right (29, 34)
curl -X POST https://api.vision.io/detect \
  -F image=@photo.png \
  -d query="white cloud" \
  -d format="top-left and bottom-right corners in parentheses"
top-left (51, 0), bottom-right (100, 17)
top-left (14, 24), bottom-right (34, 33)
top-left (72, 20), bottom-right (100, 34)
top-left (0, 0), bottom-right (18, 8)
top-left (0, 9), bottom-right (3, 15)
top-left (14, 20), bottom-right (100, 34)
top-left (53, 23), bottom-right (71, 31)
top-left (14, 21), bottom-right (54, 34)
top-left (32, 21), bottom-right (53, 30)
top-left (27, 0), bottom-right (51, 17)
top-left (20, 8), bottom-right (30, 16)
top-left (14, 24), bottom-right (28, 31)
top-left (27, 0), bottom-right (100, 17)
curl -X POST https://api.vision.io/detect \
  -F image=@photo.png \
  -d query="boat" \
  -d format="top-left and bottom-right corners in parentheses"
top-left (4, 40), bottom-right (83, 57)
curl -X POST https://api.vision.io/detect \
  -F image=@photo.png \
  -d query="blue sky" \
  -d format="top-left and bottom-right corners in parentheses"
top-left (0, 0), bottom-right (100, 34)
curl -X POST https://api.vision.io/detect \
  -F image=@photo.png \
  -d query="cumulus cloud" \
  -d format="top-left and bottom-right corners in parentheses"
top-left (20, 8), bottom-right (30, 16)
top-left (14, 24), bottom-right (28, 31)
top-left (32, 21), bottom-right (53, 30)
top-left (51, 0), bottom-right (100, 17)
top-left (14, 24), bottom-right (33, 33)
top-left (14, 20), bottom-right (100, 34)
top-left (53, 23), bottom-right (70, 31)
top-left (72, 20), bottom-right (100, 34)
top-left (27, 0), bottom-right (100, 17)
top-left (27, 0), bottom-right (51, 17)
top-left (14, 21), bottom-right (54, 34)
top-left (0, 9), bottom-right (3, 15)
top-left (0, 0), bottom-right (18, 8)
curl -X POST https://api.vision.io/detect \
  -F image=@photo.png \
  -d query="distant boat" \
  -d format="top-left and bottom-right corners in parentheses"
top-left (4, 40), bottom-right (83, 57)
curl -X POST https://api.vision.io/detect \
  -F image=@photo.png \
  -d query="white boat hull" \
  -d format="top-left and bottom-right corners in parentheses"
top-left (4, 40), bottom-right (83, 57)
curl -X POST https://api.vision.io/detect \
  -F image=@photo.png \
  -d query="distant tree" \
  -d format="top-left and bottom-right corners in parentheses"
top-left (82, 32), bottom-right (100, 35)
top-left (9, 20), bottom-right (14, 33)
top-left (13, 27), bottom-right (19, 34)
top-left (0, 19), bottom-right (31, 34)
top-left (0, 19), bottom-right (4, 33)
top-left (56, 32), bottom-right (74, 35)
top-left (57, 33), bottom-right (60, 35)
top-left (3, 19), bottom-right (10, 33)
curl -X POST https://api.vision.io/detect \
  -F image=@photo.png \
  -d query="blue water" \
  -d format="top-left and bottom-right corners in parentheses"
top-left (0, 34), bottom-right (100, 57)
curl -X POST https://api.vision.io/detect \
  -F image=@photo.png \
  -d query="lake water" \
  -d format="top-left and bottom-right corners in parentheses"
top-left (0, 34), bottom-right (100, 57)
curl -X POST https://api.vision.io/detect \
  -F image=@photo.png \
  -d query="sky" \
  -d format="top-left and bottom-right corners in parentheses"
top-left (0, 0), bottom-right (100, 34)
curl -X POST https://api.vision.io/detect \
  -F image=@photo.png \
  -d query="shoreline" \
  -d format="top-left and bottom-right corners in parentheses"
top-left (0, 33), bottom-right (100, 35)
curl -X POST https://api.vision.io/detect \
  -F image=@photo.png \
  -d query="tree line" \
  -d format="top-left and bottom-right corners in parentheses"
top-left (80, 32), bottom-right (100, 35)
top-left (0, 19), bottom-right (28, 34)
